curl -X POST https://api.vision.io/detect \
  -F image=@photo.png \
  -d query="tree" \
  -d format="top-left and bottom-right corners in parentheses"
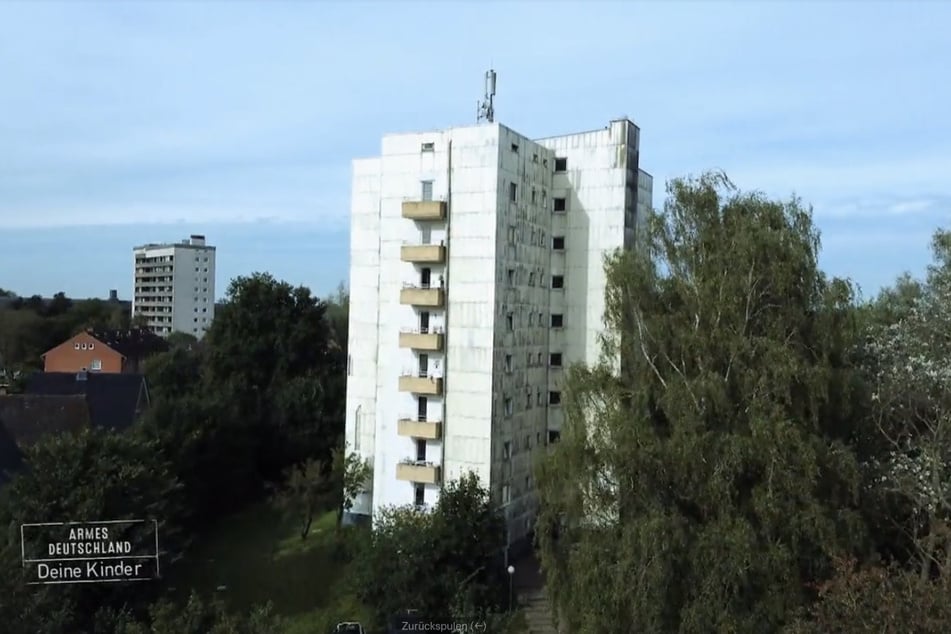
top-left (273, 457), bottom-right (327, 539)
top-left (861, 229), bottom-right (951, 579)
top-left (0, 428), bottom-right (185, 632)
top-left (93, 592), bottom-right (285, 634)
top-left (535, 172), bottom-right (867, 633)
top-left (204, 272), bottom-right (339, 479)
top-left (351, 474), bottom-right (508, 626)
top-left (337, 446), bottom-right (371, 526)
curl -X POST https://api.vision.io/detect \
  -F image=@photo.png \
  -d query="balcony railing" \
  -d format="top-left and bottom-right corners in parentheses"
top-left (397, 417), bottom-right (442, 440)
top-left (400, 285), bottom-right (444, 307)
top-left (398, 375), bottom-right (443, 395)
top-left (400, 243), bottom-right (446, 263)
top-left (398, 328), bottom-right (444, 351)
top-left (396, 460), bottom-right (441, 484)
top-left (402, 200), bottom-right (447, 221)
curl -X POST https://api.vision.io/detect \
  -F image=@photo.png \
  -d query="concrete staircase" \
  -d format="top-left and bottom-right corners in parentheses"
top-left (521, 588), bottom-right (560, 634)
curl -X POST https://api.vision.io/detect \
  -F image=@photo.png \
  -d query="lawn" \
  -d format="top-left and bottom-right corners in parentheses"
top-left (166, 501), bottom-right (373, 633)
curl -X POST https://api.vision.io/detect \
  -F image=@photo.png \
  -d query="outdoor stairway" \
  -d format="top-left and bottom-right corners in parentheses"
top-left (522, 588), bottom-right (560, 634)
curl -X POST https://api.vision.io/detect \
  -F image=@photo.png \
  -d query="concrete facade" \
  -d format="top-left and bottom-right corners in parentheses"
top-left (131, 235), bottom-right (216, 338)
top-left (344, 119), bottom-right (652, 545)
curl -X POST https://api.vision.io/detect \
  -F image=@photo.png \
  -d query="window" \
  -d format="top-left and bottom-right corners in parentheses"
top-left (551, 313), bottom-right (564, 328)
top-left (527, 352), bottom-right (533, 366)
top-left (549, 391), bottom-right (562, 405)
top-left (553, 236), bottom-right (565, 250)
top-left (503, 441), bottom-right (511, 459)
top-left (90, 359), bottom-right (102, 371)
top-left (532, 153), bottom-right (538, 163)
top-left (421, 180), bottom-right (434, 201)
top-left (528, 271), bottom-right (535, 286)
top-left (537, 390), bottom-right (542, 406)
top-left (511, 143), bottom-right (519, 152)
top-left (548, 430), bottom-right (561, 444)
top-left (421, 142), bottom-right (435, 152)
top-left (529, 312), bottom-right (535, 326)
top-left (526, 391), bottom-right (532, 408)
top-left (537, 352), bottom-right (543, 365)
top-left (509, 182), bottom-right (518, 202)
top-left (89, 343), bottom-right (94, 350)
top-left (531, 188), bottom-right (536, 203)
top-left (415, 484), bottom-right (425, 506)
top-left (504, 397), bottom-right (513, 416)
top-left (506, 313), bottom-right (514, 330)
top-left (525, 436), bottom-right (531, 450)
top-left (504, 354), bottom-right (512, 372)
top-left (74, 343), bottom-right (80, 350)
top-left (552, 275), bottom-right (564, 289)
top-left (550, 353), bottom-right (563, 367)
top-left (416, 439), bottom-right (426, 461)
top-left (555, 157), bottom-right (567, 172)
top-left (553, 197), bottom-right (567, 212)
top-left (502, 484), bottom-right (511, 504)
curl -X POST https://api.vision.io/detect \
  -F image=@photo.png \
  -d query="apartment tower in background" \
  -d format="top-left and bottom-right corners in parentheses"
top-left (132, 235), bottom-right (216, 338)
top-left (343, 117), bottom-right (652, 549)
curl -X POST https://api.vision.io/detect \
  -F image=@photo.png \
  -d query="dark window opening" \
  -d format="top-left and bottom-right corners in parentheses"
top-left (553, 197), bottom-right (567, 212)
top-left (552, 275), bottom-right (564, 289)
top-left (509, 182), bottom-right (518, 202)
top-left (511, 143), bottom-right (519, 153)
top-left (554, 157), bottom-right (567, 172)
top-left (552, 236), bottom-right (565, 250)
top-left (550, 353), bottom-right (562, 367)
top-left (415, 484), bottom-right (425, 505)
top-left (551, 314), bottom-right (564, 328)
top-left (549, 391), bottom-right (562, 405)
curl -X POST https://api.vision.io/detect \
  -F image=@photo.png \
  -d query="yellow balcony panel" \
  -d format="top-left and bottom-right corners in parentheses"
top-left (398, 375), bottom-right (443, 395)
top-left (398, 332), bottom-right (444, 351)
top-left (398, 419), bottom-right (442, 440)
top-left (396, 462), bottom-right (441, 484)
top-left (402, 200), bottom-right (447, 220)
top-left (400, 288), bottom-right (444, 307)
top-left (400, 244), bottom-right (446, 263)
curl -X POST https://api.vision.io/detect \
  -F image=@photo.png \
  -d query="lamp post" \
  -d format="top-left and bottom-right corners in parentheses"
top-left (507, 565), bottom-right (515, 611)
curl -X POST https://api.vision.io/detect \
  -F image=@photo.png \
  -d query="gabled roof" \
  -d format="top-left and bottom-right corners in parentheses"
top-left (86, 328), bottom-right (169, 359)
top-left (22, 372), bottom-right (148, 432)
top-left (0, 394), bottom-right (91, 448)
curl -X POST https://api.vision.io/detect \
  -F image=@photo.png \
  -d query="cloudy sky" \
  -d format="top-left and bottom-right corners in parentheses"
top-left (0, 0), bottom-right (948, 300)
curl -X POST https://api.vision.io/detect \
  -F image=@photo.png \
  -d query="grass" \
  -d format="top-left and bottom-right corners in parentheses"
top-left (166, 501), bottom-right (372, 632)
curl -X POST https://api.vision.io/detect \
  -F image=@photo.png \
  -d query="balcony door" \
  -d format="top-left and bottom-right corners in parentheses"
top-left (417, 397), bottom-right (427, 422)
top-left (421, 226), bottom-right (432, 245)
top-left (419, 311), bottom-right (430, 334)
top-left (416, 439), bottom-right (426, 462)
top-left (418, 354), bottom-right (428, 378)
top-left (420, 268), bottom-right (431, 288)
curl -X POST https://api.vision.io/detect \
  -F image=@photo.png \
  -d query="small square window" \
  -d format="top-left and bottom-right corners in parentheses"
top-left (421, 142), bottom-right (435, 152)
top-left (549, 391), bottom-right (562, 405)
top-left (81, 343), bottom-right (87, 350)
top-left (90, 359), bottom-right (102, 371)
top-left (552, 275), bottom-right (564, 289)
top-left (550, 353), bottom-right (563, 367)
top-left (551, 314), bottom-right (564, 328)
top-left (553, 197), bottom-right (567, 212)
top-left (511, 143), bottom-right (519, 152)
top-left (554, 157), bottom-right (567, 172)
top-left (553, 236), bottom-right (565, 250)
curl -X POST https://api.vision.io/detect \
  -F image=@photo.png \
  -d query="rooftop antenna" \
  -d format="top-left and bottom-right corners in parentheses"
top-left (477, 68), bottom-right (497, 123)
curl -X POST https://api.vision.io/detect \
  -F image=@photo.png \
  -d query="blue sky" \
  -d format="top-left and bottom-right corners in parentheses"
top-left (1, 1), bottom-right (948, 301)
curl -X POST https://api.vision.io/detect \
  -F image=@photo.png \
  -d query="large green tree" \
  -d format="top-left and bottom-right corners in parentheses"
top-left (351, 474), bottom-right (508, 626)
top-left (535, 172), bottom-right (867, 632)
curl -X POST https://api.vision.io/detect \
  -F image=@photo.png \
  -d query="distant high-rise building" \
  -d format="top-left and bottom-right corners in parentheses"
top-left (132, 235), bottom-right (216, 338)
top-left (343, 118), bottom-right (652, 548)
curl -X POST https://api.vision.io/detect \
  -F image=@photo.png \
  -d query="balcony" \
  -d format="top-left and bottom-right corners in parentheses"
top-left (398, 418), bottom-right (442, 440)
top-left (401, 244), bottom-right (446, 263)
top-left (396, 461), bottom-right (441, 484)
top-left (402, 200), bottom-right (447, 221)
top-left (399, 331), bottom-right (444, 351)
top-left (398, 375), bottom-right (443, 395)
top-left (400, 287), bottom-right (444, 307)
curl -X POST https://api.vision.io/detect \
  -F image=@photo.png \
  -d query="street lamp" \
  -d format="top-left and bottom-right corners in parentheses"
top-left (507, 565), bottom-right (515, 611)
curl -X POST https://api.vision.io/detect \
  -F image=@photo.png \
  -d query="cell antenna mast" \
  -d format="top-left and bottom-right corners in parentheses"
top-left (477, 69), bottom-right (497, 123)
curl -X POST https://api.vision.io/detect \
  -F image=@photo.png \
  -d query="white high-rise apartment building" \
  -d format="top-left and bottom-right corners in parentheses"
top-left (344, 119), bottom-right (652, 546)
top-left (132, 235), bottom-right (217, 338)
